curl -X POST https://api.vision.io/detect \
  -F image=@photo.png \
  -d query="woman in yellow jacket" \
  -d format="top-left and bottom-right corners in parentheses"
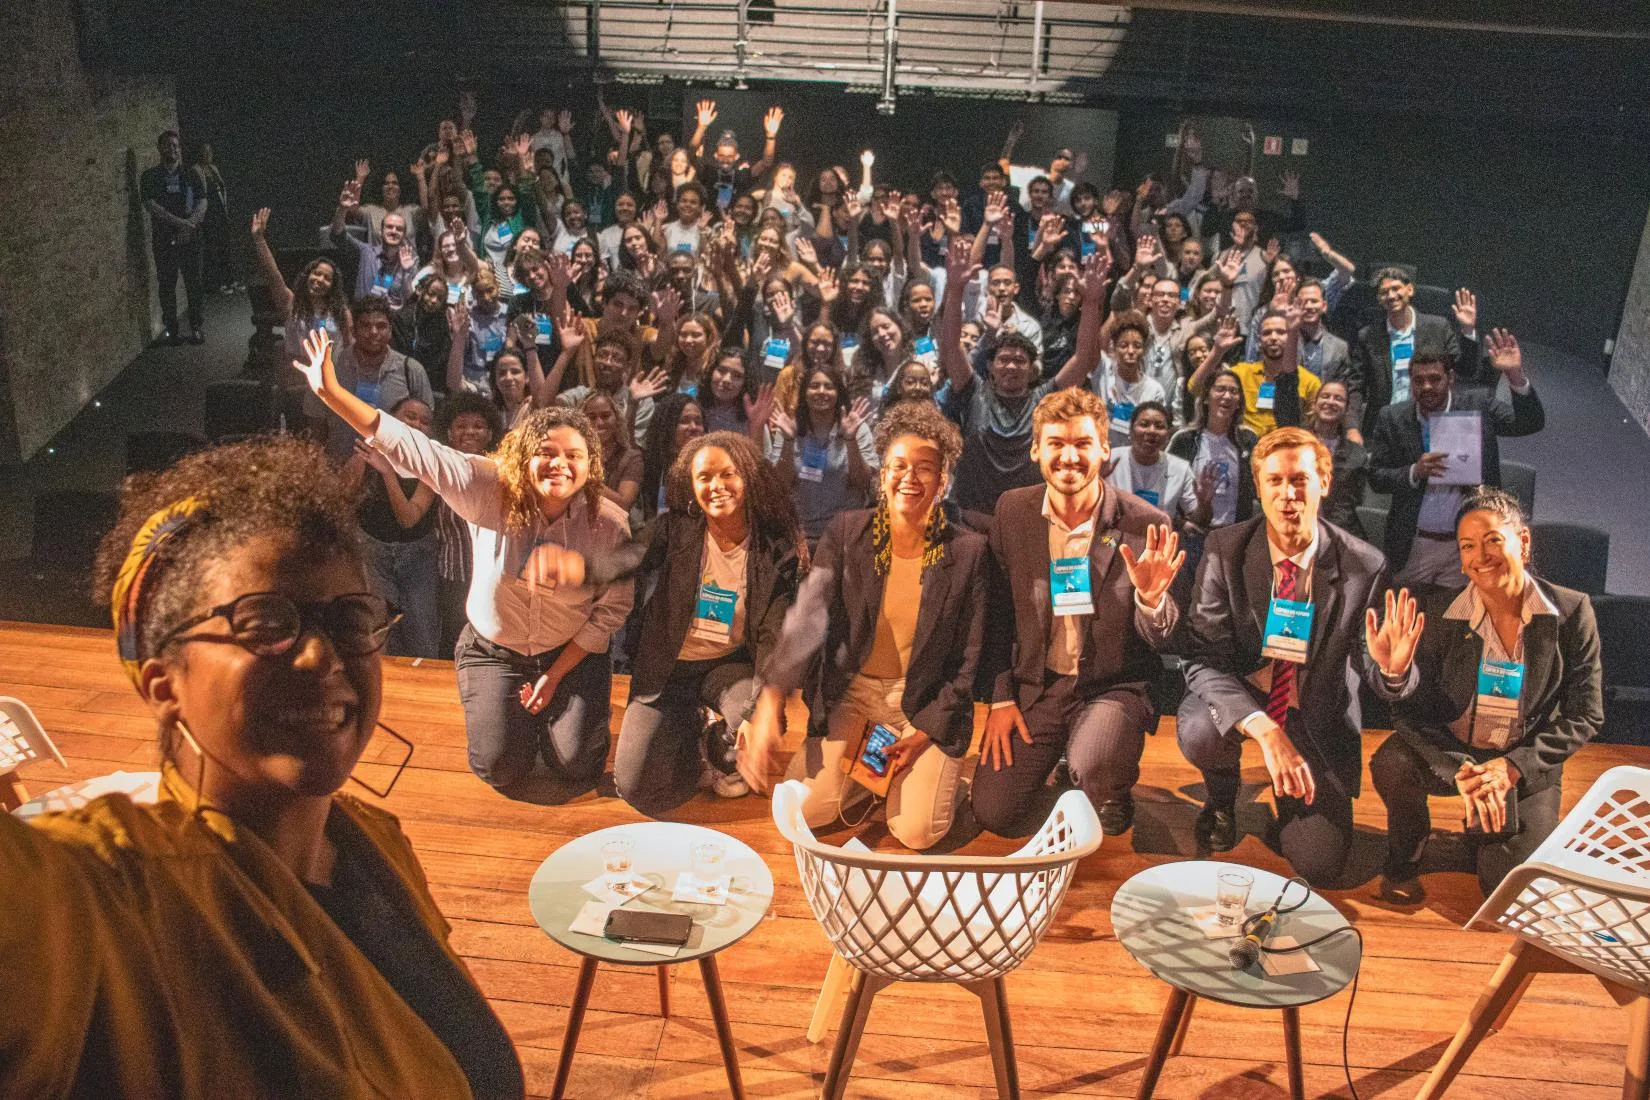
top-left (0, 436), bottom-right (523, 1099)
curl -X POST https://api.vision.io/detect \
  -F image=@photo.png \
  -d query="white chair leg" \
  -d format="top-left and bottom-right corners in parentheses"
top-left (808, 953), bottom-right (852, 1044)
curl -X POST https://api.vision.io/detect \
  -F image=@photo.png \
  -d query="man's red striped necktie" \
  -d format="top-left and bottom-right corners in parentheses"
top-left (1265, 559), bottom-right (1300, 726)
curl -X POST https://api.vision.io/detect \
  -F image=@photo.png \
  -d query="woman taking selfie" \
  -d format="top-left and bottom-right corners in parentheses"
top-left (0, 436), bottom-right (523, 1098)
top-left (298, 330), bottom-right (632, 794)
top-left (740, 402), bottom-right (986, 850)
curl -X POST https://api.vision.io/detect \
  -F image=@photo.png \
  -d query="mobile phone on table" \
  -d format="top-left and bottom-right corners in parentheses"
top-left (604, 909), bottom-right (693, 946)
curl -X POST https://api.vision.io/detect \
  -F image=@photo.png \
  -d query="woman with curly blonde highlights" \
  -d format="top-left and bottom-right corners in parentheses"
top-left (298, 328), bottom-right (632, 795)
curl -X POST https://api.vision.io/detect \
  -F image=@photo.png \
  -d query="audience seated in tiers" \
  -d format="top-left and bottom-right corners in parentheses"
top-left (139, 99), bottom-right (1576, 898)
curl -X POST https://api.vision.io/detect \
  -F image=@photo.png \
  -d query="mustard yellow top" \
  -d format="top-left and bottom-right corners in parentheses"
top-left (0, 766), bottom-right (500, 1099)
top-left (862, 551), bottom-right (923, 679)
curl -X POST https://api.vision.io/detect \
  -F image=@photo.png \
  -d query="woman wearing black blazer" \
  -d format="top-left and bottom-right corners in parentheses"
top-left (580, 431), bottom-right (806, 816)
top-left (1373, 488), bottom-right (1604, 901)
top-left (742, 402), bottom-right (987, 850)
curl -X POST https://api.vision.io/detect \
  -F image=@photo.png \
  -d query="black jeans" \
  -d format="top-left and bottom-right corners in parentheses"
top-left (1371, 733), bottom-right (1562, 896)
top-left (153, 237), bottom-right (205, 333)
top-left (971, 675), bottom-right (1155, 838)
top-left (613, 653), bottom-right (757, 817)
top-left (1176, 693), bottom-right (1355, 888)
top-left (453, 625), bottom-right (613, 790)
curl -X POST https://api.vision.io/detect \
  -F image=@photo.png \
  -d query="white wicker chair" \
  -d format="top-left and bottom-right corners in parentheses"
top-left (0, 696), bottom-right (67, 812)
top-left (12, 771), bottom-right (163, 819)
top-left (1420, 765), bottom-right (1650, 1099)
top-left (772, 780), bottom-right (1101, 1100)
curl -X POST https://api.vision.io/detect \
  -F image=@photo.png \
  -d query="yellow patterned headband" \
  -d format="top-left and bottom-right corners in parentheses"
top-left (112, 496), bottom-right (206, 687)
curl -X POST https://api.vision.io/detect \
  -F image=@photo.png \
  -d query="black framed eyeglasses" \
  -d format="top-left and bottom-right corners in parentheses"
top-left (156, 592), bottom-right (401, 659)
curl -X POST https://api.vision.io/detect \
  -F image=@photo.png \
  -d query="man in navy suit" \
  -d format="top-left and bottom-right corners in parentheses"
top-left (1175, 427), bottom-right (1426, 886)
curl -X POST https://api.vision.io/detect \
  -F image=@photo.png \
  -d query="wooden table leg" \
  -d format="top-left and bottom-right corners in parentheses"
top-left (699, 955), bottom-right (745, 1100)
top-left (1281, 1005), bottom-right (1304, 1100)
top-left (1625, 995), bottom-right (1650, 1100)
top-left (657, 965), bottom-right (670, 1018)
top-left (1170, 994), bottom-right (1196, 1056)
top-left (1137, 986), bottom-right (1191, 1099)
top-left (551, 957), bottom-right (599, 1100)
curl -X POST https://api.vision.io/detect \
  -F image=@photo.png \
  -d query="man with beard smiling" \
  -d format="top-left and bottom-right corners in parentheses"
top-left (937, 238), bottom-right (1101, 515)
top-left (333, 173), bottom-right (422, 307)
top-left (972, 387), bottom-right (1184, 838)
top-left (1175, 426), bottom-right (1425, 887)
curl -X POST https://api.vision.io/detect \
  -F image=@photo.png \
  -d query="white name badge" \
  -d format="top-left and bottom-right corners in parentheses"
top-left (691, 581), bottom-right (738, 642)
top-left (1256, 380), bottom-right (1276, 411)
top-left (1474, 658), bottom-right (1524, 750)
top-left (763, 337), bottom-right (790, 370)
top-left (1261, 596), bottom-right (1313, 663)
top-left (798, 439), bottom-right (828, 483)
top-left (1050, 556), bottom-right (1094, 616)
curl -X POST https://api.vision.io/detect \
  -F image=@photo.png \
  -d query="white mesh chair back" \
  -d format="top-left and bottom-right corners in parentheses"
top-left (772, 781), bottom-right (1101, 983)
top-left (12, 771), bottom-right (163, 820)
top-left (0, 697), bottom-right (66, 775)
top-left (1471, 765), bottom-right (1650, 994)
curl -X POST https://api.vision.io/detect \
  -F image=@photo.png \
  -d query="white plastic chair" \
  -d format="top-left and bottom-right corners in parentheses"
top-left (0, 696), bottom-right (67, 812)
top-left (12, 771), bottom-right (163, 819)
top-left (1420, 766), bottom-right (1650, 1099)
top-left (772, 781), bottom-right (1101, 1100)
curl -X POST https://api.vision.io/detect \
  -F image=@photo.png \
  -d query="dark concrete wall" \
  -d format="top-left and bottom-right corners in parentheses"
top-left (0, 0), bottom-right (177, 462)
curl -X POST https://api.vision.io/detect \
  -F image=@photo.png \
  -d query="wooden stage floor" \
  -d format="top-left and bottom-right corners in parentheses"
top-left (4, 621), bottom-right (1641, 1098)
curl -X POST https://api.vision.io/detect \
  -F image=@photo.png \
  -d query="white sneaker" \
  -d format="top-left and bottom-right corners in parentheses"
top-left (711, 771), bottom-right (750, 799)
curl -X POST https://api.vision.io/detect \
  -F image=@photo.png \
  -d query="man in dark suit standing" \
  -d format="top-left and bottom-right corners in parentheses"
top-left (1176, 427), bottom-right (1426, 887)
top-left (1348, 268), bottom-right (1488, 437)
top-left (1368, 329), bottom-right (1544, 590)
top-left (972, 388), bottom-right (1185, 838)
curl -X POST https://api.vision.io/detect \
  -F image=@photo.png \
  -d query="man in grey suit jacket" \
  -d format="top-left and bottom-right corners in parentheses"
top-left (1175, 427), bottom-right (1424, 887)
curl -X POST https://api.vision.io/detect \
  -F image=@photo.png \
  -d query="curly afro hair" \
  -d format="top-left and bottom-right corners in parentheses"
top-left (873, 399), bottom-right (964, 476)
top-left (91, 435), bottom-right (363, 666)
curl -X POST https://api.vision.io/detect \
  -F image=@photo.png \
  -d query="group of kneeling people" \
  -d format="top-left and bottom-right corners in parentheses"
top-left (302, 326), bottom-right (1603, 901)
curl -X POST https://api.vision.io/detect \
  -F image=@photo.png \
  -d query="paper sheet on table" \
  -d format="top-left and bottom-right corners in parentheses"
top-left (1190, 905), bottom-right (1243, 940)
top-left (582, 874), bottom-right (654, 903)
top-left (672, 872), bottom-right (733, 906)
top-left (1426, 411), bottom-right (1483, 486)
top-left (567, 900), bottom-right (681, 957)
top-left (1259, 935), bottom-right (1321, 975)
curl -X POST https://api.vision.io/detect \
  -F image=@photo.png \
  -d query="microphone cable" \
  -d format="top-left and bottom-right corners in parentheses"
top-left (1239, 877), bottom-right (1365, 1100)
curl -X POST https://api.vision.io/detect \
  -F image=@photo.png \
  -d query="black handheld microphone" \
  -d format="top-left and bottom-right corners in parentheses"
top-left (1228, 902), bottom-right (1281, 969)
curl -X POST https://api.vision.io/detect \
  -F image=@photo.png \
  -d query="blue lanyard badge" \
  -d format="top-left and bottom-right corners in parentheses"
top-left (481, 328), bottom-right (505, 355)
top-left (717, 183), bottom-right (735, 210)
top-left (373, 270), bottom-right (394, 293)
top-left (1256, 380), bottom-right (1276, 410)
top-left (691, 581), bottom-right (738, 642)
top-left (798, 439), bottom-right (829, 483)
top-left (353, 377), bottom-right (382, 408)
top-left (496, 221), bottom-right (514, 244)
top-left (1391, 335), bottom-right (1415, 404)
top-left (1050, 556), bottom-right (1094, 616)
top-left (763, 336), bottom-right (790, 370)
top-left (534, 313), bottom-right (555, 345)
top-left (447, 281), bottom-right (464, 305)
top-left (913, 335), bottom-right (937, 364)
top-left (674, 242), bottom-right (695, 253)
top-left (1136, 488), bottom-right (1161, 508)
top-left (1213, 460), bottom-right (1232, 496)
top-left (1108, 399), bottom-right (1135, 436)
top-left (1261, 597), bottom-right (1313, 663)
top-left (1473, 658), bottom-right (1524, 750)
top-left (839, 333), bottom-right (859, 351)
